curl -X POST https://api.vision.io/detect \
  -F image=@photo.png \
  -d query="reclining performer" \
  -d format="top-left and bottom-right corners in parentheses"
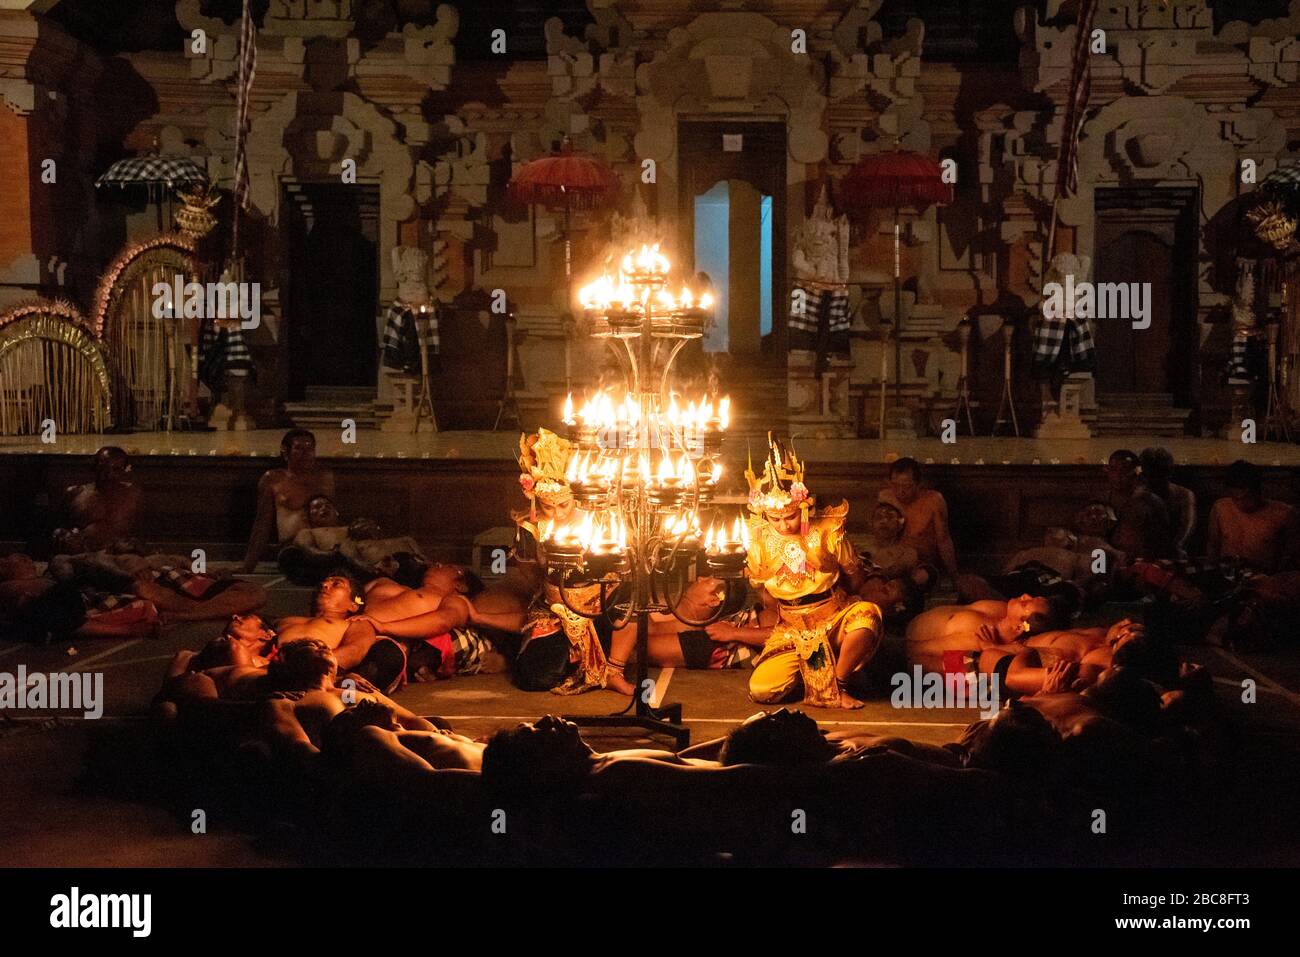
top-left (906, 594), bottom-right (1141, 695)
top-left (48, 544), bottom-right (265, 624)
top-left (279, 495), bottom-right (428, 585)
top-left (242, 429), bottom-right (336, 573)
top-left (53, 446), bottom-right (143, 554)
top-left (276, 576), bottom-right (405, 691)
top-left (512, 429), bottom-right (627, 695)
top-left (605, 576), bottom-right (775, 677)
top-left (744, 435), bottom-right (883, 709)
top-left (358, 563), bottom-right (525, 681)
top-left (323, 699), bottom-right (484, 785)
top-left (1, 551), bottom-right (161, 641)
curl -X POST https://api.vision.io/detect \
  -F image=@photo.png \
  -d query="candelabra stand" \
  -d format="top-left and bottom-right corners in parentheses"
top-left (544, 248), bottom-right (741, 747)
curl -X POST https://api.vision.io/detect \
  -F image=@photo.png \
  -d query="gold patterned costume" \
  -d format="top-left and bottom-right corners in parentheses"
top-left (516, 430), bottom-right (609, 694)
top-left (744, 437), bottom-right (883, 706)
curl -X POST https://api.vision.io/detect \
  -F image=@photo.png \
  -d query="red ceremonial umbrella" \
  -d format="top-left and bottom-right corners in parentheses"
top-left (841, 149), bottom-right (953, 436)
top-left (508, 141), bottom-right (620, 277)
top-left (508, 139), bottom-right (620, 388)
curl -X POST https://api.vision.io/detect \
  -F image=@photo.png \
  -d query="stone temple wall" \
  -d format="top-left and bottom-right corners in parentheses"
top-left (1, 0), bottom-right (1297, 435)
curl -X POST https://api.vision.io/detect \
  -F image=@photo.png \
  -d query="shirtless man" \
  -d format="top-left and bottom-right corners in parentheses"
top-left (276, 575), bottom-right (383, 673)
top-left (1207, 459), bottom-right (1299, 573)
top-left (55, 447), bottom-right (143, 553)
top-left (1104, 449), bottom-right (1172, 562)
top-left (1140, 447), bottom-right (1196, 560)
top-left (905, 595), bottom-right (1064, 673)
top-left (242, 429), bottom-right (336, 572)
top-left (878, 458), bottom-right (959, 583)
top-left (282, 495), bottom-right (426, 584)
top-left (49, 546), bottom-right (266, 625)
top-left (323, 699), bottom-right (484, 785)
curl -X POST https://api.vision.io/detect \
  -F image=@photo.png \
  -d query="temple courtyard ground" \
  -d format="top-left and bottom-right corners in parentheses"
top-left (3, 571), bottom-right (1300, 866)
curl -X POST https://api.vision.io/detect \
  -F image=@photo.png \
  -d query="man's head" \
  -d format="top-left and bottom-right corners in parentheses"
top-left (1074, 501), bottom-right (1117, 539)
top-left (92, 446), bottom-right (130, 487)
top-left (764, 503), bottom-right (802, 536)
top-left (1138, 447), bottom-right (1174, 488)
top-left (887, 457), bottom-right (922, 505)
top-left (719, 708), bottom-right (837, 768)
top-left (420, 562), bottom-right (468, 595)
top-left (191, 634), bottom-right (254, 672)
top-left (961, 701), bottom-right (1059, 778)
top-left (1224, 459), bottom-right (1264, 513)
top-left (482, 714), bottom-right (594, 795)
top-left (306, 495), bottom-right (341, 528)
top-left (1105, 450), bottom-right (1140, 493)
top-left (280, 429), bottom-right (317, 471)
top-left (0, 553), bottom-right (39, 582)
top-left (871, 501), bottom-right (905, 543)
top-left (1082, 666), bottom-right (1162, 732)
top-left (224, 612), bottom-right (276, 649)
top-left (314, 575), bottom-right (363, 616)
top-left (266, 637), bottom-right (337, 692)
top-left (323, 699), bottom-right (399, 755)
top-left (1006, 593), bottom-right (1069, 636)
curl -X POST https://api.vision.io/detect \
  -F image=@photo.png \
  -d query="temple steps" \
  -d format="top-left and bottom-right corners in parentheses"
top-left (1090, 393), bottom-right (1192, 437)
top-left (284, 386), bottom-right (378, 431)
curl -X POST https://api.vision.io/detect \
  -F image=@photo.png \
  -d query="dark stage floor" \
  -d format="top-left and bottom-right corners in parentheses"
top-left (4, 570), bottom-right (1300, 865)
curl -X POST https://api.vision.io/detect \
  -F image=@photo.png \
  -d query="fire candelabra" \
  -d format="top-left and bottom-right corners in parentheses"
top-left (542, 244), bottom-right (748, 746)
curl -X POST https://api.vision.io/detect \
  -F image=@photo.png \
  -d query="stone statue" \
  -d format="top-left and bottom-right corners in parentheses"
top-left (392, 245), bottom-right (431, 307)
top-left (1229, 259), bottom-right (1259, 381)
top-left (792, 185), bottom-right (850, 286)
top-left (790, 185), bottom-right (852, 362)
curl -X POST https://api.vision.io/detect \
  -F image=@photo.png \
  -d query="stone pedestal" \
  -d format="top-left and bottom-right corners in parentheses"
top-left (1035, 376), bottom-right (1092, 439)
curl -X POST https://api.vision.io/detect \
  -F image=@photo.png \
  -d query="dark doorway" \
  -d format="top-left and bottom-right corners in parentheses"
top-left (1093, 187), bottom-right (1198, 406)
top-left (677, 121), bottom-right (786, 355)
top-left (282, 182), bottom-right (379, 399)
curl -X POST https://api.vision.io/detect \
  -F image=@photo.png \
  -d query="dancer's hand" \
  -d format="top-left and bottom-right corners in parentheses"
top-left (1040, 660), bottom-right (1077, 694)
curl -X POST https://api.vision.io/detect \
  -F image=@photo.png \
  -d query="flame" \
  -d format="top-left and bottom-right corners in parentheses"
top-left (657, 454), bottom-right (675, 485)
top-left (710, 462), bottom-right (723, 484)
top-left (719, 396), bottom-right (730, 430)
top-left (562, 394), bottom-right (574, 425)
top-left (699, 292), bottom-right (714, 310)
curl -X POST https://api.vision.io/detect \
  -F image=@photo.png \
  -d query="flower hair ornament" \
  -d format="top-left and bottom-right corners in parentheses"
top-left (518, 428), bottom-right (576, 522)
top-left (745, 432), bottom-right (814, 535)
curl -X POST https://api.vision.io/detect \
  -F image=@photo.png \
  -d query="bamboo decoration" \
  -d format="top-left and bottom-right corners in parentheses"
top-left (0, 302), bottom-right (111, 436)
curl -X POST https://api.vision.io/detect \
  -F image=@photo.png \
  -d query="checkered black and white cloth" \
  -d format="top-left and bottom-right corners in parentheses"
top-left (1031, 313), bottom-right (1096, 375)
top-left (199, 320), bottom-right (255, 390)
top-left (789, 285), bottom-right (851, 335)
top-left (381, 302), bottom-right (440, 374)
top-left (95, 157), bottom-right (208, 189)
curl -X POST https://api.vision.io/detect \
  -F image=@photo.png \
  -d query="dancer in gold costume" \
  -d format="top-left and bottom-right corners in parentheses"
top-left (745, 436), bottom-right (883, 709)
top-left (514, 429), bottom-right (631, 695)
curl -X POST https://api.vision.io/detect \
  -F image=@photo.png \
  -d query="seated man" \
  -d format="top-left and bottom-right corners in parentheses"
top-left (277, 576), bottom-right (404, 690)
top-left (49, 544), bottom-right (265, 625)
top-left (855, 501), bottom-right (932, 619)
top-left (242, 429), bottom-right (336, 572)
top-left (878, 457), bottom-right (959, 584)
top-left (1140, 447), bottom-right (1196, 560)
top-left (279, 494), bottom-right (428, 585)
top-left (1207, 459), bottom-right (1299, 574)
top-left (53, 446), bottom-right (143, 554)
top-left (1104, 449), bottom-right (1173, 562)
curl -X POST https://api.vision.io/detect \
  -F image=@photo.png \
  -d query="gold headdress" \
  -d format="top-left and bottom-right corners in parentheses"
top-left (746, 432), bottom-right (813, 531)
top-left (518, 428), bottom-right (575, 516)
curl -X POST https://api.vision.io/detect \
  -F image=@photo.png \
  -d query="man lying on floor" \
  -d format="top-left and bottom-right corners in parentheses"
top-left (277, 494), bottom-right (429, 585)
top-left (905, 594), bottom-right (1149, 694)
top-left (275, 575), bottom-right (408, 691)
top-left (47, 542), bottom-right (266, 624)
top-left (153, 637), bottom-right (438, 770)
